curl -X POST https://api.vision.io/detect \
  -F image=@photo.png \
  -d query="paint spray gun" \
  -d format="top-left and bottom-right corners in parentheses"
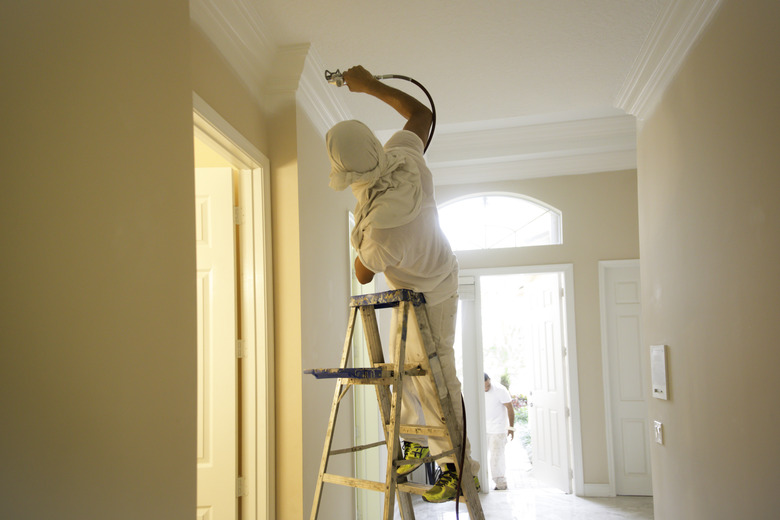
top-left (324, 69), bottom-right (436, 152)
top-left (325, 69), bottom-right (399, 87)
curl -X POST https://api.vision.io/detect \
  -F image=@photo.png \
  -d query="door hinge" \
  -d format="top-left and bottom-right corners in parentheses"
top-left (236, 339), bottom-right (245, 359)
top-left (236, 476), bottom-right (246, 497)
top-left (565, 407), bottom-right (571, 418)
top-left (233, 206), bottom-right (243, 225)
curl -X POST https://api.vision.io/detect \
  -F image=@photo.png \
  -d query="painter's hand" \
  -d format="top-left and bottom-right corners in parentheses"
top-left (343, 65), bottom-right (379, 94)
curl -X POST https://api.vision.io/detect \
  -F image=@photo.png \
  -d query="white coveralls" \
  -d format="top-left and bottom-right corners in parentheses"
top-left (327, 121), bottom-right (478, 473)
top-left (485, 381), bottom-right (513, 488)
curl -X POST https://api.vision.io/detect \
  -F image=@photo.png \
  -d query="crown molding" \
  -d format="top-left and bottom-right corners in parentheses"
top-left (426, 114), bottom-right (637, 185)
top-left (190, 0), bottom-right (274, 103)
top-left (432, 149), bottom-right (637, 186)
top-left (297, 47), bottom-right (352, 137)
top-left (191, 0), bottom-right (350, 137)
top-left (615, 0), bottom-right (724, 121)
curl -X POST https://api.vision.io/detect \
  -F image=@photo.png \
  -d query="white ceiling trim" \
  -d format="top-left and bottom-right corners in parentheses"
top-left (297, 47), bottom-right (352, 137)
top-left (426, 114), bottom-right (637, 185)
top-left (431, 149), bottom-right (638, 186)
top-left (190, 0), bottom-right (273, 102)
top-left (427, 115), bottom-right (636, 165)
top-left (615, 0), bottom-right (724, 121)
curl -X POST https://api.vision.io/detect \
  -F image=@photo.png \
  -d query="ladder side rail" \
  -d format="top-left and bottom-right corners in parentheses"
top-left (310, 306), bottom-right (359, 520)
top-left (382, 300), bottom-right (409, 520)
top-left (410, 304), bottom-right (463, 463)
top-left (411, 304), bottom-right (485, 520)
top-left (359, 304), bottom-right (415, 520)
top-left (359, 305), bottom-right (392, 429)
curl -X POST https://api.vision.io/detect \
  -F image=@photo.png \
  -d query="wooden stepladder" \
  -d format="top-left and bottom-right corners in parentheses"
top-left (307, 289), bottom-right (484, 520)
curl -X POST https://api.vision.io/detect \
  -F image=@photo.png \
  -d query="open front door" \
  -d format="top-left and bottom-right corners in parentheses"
top-left (196, 167), bottom-right (238, 520)
top-left (527, 272), bottom-right (572, 493)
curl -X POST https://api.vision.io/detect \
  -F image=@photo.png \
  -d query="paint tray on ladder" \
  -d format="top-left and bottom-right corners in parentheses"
top-left (304, 367), bottom-right (385, 379)
top-left (304, 365), bottom-right (427, 382)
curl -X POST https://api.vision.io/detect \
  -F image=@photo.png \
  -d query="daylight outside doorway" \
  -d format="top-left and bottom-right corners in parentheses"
top-left (455, 267), bottom-right (580, 495)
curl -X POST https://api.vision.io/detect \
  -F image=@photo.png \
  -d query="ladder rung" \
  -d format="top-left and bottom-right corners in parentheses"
top-left (321, 473), bottom-right (388, 493)
top-left (399, 424), bottom-right (448, 437)
top-left (329, 440), bottom-right (386, 456)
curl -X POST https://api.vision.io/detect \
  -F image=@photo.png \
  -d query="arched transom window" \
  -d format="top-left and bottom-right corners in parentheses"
top-left (438, 194), bottom-right (562, 251)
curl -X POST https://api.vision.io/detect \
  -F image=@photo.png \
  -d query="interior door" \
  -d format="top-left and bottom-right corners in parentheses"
top-left (527, 272), bottom-right (571, 492)
top-left (196, 167), bottom-right (238, 520)
top-left (603, 262), bottom-right (652, 495)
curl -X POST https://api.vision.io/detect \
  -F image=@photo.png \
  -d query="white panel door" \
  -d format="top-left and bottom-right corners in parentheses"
top-left (527, 273), bottom-right (571, 493)
top-left (604, 263), bottom-right (652, 496)
top-left (196, 168), bottom-right (238, 520)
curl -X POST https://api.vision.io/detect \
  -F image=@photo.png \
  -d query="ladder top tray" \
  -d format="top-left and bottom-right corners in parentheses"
top-left (304, 367), bottom-right (386, 379)
top-left (350, 289), bottom-right (426, 309)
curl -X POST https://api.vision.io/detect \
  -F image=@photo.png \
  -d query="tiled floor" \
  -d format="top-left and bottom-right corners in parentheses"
top-left (396, 441), bottom-right (654, 520)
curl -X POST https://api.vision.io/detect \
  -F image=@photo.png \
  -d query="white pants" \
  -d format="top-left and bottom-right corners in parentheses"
top-left (488, 433), bottom-right (507, 485)
top-left (390, 293), bottom-right (479, 473)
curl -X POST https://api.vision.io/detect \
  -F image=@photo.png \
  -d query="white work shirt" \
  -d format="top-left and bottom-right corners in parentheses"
top-left (485, 382), bottom-right (513, 434)
top-left (357, 131), bottom-right (458, 306)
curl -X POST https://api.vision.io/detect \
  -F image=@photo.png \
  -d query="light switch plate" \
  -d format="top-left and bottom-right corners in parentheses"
top-left (654, 421), bottom-right (664, 445)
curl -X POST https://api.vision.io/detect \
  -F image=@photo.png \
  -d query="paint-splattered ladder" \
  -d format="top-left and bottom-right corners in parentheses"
top-left (306, 289), bottom-right (484, 520)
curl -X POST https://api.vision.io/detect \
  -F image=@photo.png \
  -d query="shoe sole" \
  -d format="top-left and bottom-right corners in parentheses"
top-left (396, 461), bottom-right (423, 477)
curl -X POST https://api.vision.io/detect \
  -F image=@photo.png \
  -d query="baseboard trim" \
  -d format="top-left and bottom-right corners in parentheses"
top-left (581, 483), bottom-right (614, 497)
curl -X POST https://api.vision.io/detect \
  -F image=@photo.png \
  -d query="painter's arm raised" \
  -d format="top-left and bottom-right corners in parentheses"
top-left (342, 65), bottom-right (432, 146)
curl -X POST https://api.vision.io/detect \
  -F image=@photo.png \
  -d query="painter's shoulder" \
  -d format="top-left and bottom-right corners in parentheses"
top-left (384, 129), bottom-right (424, 153)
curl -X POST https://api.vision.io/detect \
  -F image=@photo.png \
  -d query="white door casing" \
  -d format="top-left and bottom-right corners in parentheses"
top-left (196, 167), bottom-right (238, 520)
top-left (527, 272), bottom-right (572, 493)
top-left (600, 260), bottom-right (652, 496)
top-left (194, 94), bottom-right (275, 520)
top-left (457, 276), bottom-right (489, 490)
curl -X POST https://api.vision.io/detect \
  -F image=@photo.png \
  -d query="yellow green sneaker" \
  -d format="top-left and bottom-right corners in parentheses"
top-left (397, 441), bottom-right (429, 477)
top-left (422, 466), bottom-right (481, 503)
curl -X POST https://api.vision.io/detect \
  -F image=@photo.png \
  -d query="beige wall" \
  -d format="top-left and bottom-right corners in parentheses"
top-left (638, 1), bottom-right (780, 518)
top-left (0, 2), bottom-right (195, 518)
top-left (437, 170), bottom-right (640, 486)
top-left (190, 25), bottom-right (269, 153)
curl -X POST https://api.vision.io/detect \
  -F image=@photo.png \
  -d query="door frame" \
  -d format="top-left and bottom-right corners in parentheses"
top-left (459, 264), bottom-right (585, 495)
top-left (598, 259), bottom-right (652, 497)
top-left (194, 93), bottom-right (275, 520)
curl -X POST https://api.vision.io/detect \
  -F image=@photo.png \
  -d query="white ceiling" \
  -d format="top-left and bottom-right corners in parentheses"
top-left (257, 0), bottom-right (666, 128)
top-left (190, 0), bottom-right (722, 183)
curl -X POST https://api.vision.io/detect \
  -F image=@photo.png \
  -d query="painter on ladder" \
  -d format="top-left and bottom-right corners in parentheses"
top-left (325, 65), bottom-right (480, 503)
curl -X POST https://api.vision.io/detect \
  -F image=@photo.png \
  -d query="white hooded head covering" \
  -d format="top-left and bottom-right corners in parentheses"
top-left (326, 120), bottom-right (422, 248)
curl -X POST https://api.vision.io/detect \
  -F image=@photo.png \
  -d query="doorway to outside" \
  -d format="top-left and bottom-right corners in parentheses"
top-left (455, 265), bottom-right (583, 495)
